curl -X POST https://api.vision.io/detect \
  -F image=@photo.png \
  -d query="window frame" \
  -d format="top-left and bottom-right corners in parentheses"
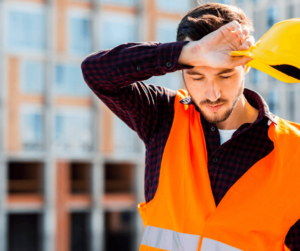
top-left (102, 0), bottom-right (137, 7)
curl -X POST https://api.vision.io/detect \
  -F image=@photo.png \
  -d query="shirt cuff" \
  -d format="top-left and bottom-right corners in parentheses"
top-left (156, 41), bottom-right (194, 73)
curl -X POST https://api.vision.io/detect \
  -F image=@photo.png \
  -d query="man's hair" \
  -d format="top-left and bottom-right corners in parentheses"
top-left (177, 3), bottom-right (254, 42)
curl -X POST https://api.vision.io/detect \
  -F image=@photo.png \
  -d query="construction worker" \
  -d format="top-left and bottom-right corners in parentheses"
top-left (81, 3), bottom-right (300, 251)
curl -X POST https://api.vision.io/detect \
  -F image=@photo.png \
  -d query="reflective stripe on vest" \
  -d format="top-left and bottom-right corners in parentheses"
top-left (141, 226), bottom-right (200, 250)
top-left (201, 237), bottom-right (242, 251)
top-left (141, 226), bottom-right (243, 251)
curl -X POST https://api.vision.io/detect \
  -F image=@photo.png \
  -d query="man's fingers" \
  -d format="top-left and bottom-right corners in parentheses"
top-left (240, 36), bottom-right (255, 50)
top-left (231, 55), bottom-right (253, 68)
top-left (240, 26), bottom-right (250, 40)
top-left (223, 20), bottom-right (242, 34)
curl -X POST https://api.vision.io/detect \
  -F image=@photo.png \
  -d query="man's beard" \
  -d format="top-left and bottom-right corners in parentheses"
top-left (191, 82), bottom-right (244, 124)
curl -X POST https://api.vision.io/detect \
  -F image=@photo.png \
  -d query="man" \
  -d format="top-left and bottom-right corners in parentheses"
top-left (81, 3), bottom-right (300, 251)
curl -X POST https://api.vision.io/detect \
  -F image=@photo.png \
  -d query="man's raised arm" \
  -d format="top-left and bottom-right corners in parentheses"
top-left (81, 41), bottom-right (193, 145)
top-left (81, 21), bottom-right (254, 144)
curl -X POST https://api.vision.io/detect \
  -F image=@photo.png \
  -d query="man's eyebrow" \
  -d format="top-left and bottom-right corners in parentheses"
top-left (185, 68), bottom-right (235, 76)
top-left (186, 70), bottom-right (203, 75)
top-left (217, 68), bottom-right (235, 75)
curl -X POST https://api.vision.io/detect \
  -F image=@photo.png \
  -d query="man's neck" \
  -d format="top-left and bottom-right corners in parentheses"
top-left (216, 95), bottom-right (259, 130)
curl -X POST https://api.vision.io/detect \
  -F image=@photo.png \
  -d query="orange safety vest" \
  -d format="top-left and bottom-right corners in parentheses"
top-left (138, 89), bottom-right (300, 251)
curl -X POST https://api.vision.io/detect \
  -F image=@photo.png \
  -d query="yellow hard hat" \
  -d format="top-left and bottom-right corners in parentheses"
top-left (231, 18), bottom-right (300, 83)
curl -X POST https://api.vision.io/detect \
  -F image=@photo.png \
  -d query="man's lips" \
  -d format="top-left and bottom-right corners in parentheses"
top-left (206, 103), bottom-right (223, 112)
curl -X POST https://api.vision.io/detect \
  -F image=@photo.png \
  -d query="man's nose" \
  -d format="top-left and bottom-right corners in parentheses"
top-left (206, 84), bottom-right (221, 102)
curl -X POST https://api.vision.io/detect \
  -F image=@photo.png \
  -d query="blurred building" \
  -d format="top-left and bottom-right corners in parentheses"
top-left (0, 0), bottom-right (198, 251)
top-left (0, 0), bottom-right (299, 251)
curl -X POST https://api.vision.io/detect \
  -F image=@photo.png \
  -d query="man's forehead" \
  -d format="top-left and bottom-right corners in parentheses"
top-left (185, 68), bottom-right (236, 76)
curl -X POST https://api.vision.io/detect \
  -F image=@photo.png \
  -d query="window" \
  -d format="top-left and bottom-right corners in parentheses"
top-left (268, 90), bottom-right (280, 115)
top-left (101, 15), bottom-right (137, 50)
top-left (156, 20), bottom-right (177, 43)
top-left (269, 75), bottom-right (278, 84)
top-left (8, 213), bottom-right (42, 251)
top-left (105, 212), bottom-right (134, 251)
top-left (288, 89), bottom-right (295, 121)
top-left (70, 162), bottom-right (90, 194)
top-left (105, 163), bottom-right (134, 193)
top-left (286, 5), bottom-right (294, 19)
top-left (253, 10), bottom-right (267, 40)
top-left (102, 0), bottom-right (136, 6)
top-left (70, 17), bottom-right (92, 55)
top-left (21, 61), bottom-right (45, 94)
top-left (113, 115), bottom-right (137, 154)
top-left (21, 105), bottom-right (44, 151)
top-left (251, 68), bottom-right (264, 86)
top-left (8, 162), bottom-right (43, 194)
top-left (156, 0), bottom-right (191, 13)
top-left (55, 108), bottom-right (93, 152)
top-left (267, 5), bottom-right (279, 30)
top-left (71, 213), bottom-right (90, 251)
top-left (7, 8), bottom-right (46, 51)
top-left (55, 64), bottom-right (91, 96)
top-left (149, 72), bottom-right (183, 91)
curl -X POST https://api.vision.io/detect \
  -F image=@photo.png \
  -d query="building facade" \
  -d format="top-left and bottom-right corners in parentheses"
top-left (0, 0), bottom-right (299, 251)
top-left (0, 0), bottom-right (198, 251)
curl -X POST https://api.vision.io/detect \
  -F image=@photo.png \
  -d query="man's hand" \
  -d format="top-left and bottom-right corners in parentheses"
top-left (178, 20), bottom-right (254, 68)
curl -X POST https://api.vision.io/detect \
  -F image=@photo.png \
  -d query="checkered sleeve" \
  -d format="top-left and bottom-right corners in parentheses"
top-left (81, 41), bottom-right (193, 145)
top-left (285, 219), bottom-right (300, 251)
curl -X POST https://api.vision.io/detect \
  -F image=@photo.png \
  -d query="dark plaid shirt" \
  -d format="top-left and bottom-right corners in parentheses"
top-left (81, 41), bottom-right (300, 250)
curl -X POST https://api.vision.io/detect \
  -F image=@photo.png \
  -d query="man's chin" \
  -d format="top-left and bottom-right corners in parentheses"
top-left (200, 109), bottom-right (232, 124)
top-left (203, 115), bottom-right (228, 124)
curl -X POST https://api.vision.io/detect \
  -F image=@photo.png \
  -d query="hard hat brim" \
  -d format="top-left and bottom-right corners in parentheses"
top-left (231, 50), bottom-right (300, 83)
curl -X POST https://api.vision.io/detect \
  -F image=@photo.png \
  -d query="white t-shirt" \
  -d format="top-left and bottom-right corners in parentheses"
top-left (218, 129), bottom-right (237, 145)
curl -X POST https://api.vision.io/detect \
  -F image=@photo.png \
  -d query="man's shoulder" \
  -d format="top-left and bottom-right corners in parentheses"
top-left (275, 116), bottom-right (300, 138)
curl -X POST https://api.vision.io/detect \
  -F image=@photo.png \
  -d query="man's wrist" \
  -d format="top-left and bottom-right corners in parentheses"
top-left (178, 40), bottom-right (205, 67)
top-left (178, 41), bottom-right (192, 66)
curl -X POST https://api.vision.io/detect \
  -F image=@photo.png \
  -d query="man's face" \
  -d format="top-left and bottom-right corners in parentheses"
top-left (182, 65), bottom-right (246, 124)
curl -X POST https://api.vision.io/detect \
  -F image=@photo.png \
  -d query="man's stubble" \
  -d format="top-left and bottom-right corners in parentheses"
top-left (183, 75), bottom-right (245, 124)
